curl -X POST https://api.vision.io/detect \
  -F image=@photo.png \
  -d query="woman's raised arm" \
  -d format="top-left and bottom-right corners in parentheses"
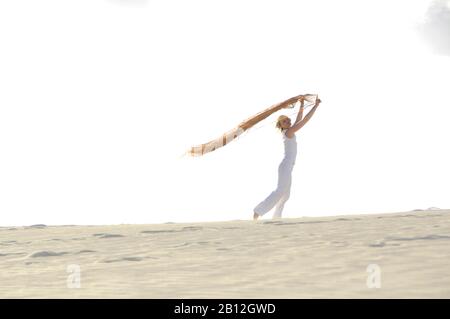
top-left (286, 98), bottom-right (321, 138)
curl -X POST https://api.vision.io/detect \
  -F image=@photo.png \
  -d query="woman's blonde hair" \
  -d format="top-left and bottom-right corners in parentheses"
top-left (276, 115), bottom-right (289, 131)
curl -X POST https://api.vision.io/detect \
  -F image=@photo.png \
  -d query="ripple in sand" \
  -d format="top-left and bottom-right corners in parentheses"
top-left (28, 251), bottom-right (68, 258)
top-left (1, 240), bottom-right (17, 245)
top-left (182, 226), bottom-right (203, 231)
top-left (26, 224), bottom-right (47, 229)
top-left (262, 221), bottom-right (284, 225)
top-left (141, 230), bottom-right (178, 234)
top-left (25, 262), bottom-right (39, 265)
top-left (140, 227), bottom-right (203, 234)
top-left (368, 241), bottom-right (386, 248)
top-left (92, 233), bottom-right (124, 239)
top-left (333, 218), bottom-right (353, 222)
top-left (76, 250), bottom-right (97, 254)
top-left (0, 252), bottom-right (26, 257)
top-left (172, 242), bottom-right (191, 248)
top-left (101, 256), bottom-right (144, 263)
top-left (122, 257), bottom-right (143, 262)
top-left (268, 221), bottom-right (327, 226)
top-left (386, 234), bottom-right (450, 242)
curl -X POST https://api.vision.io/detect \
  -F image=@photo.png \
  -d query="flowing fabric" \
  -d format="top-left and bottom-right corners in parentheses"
top-left (187, 94), bottom-right (318, 156)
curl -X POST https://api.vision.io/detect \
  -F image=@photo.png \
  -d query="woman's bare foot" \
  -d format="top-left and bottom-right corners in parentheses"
top-left (253, 212), bottom-right (259, 220)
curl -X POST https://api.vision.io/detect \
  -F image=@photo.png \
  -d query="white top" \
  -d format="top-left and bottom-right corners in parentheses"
top-left (281, 129), bottom-right (297, 165)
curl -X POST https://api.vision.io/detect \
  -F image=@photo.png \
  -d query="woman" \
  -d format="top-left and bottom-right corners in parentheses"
top-left (253, 96), bottom-right (321, 220)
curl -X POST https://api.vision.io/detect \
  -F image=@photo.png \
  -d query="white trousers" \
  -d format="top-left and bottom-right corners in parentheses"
top-left (254, 160), bottom-right (294, 218)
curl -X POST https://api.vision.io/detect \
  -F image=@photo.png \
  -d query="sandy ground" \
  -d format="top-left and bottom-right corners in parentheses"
top-left (1, 210), bottom-right (449, 298)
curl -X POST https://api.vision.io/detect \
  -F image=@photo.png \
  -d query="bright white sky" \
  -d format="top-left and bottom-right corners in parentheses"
top-left (1, 0), bottom-right (449, 226)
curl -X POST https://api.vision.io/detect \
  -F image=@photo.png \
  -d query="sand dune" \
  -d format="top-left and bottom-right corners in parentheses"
top-left (1, 210), bottom-right (449, 298)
